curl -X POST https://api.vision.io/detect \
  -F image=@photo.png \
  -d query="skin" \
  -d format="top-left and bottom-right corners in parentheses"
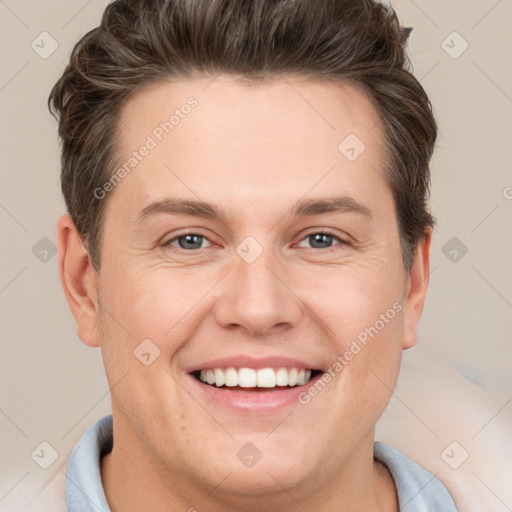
top-left (58, 75), bottom-right (431, 512)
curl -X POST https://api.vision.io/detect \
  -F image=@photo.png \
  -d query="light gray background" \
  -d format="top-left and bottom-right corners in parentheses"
top-left (1, 1), bottom-right (511, 511)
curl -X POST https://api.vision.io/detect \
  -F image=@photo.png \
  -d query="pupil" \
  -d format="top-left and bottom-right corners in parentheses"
top-left (310, 233), bottom-right (332, 248)
top-left (179, 234), bottom-right (202, 249)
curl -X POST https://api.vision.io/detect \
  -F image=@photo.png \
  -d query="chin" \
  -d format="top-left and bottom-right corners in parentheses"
top-left (196, 434), bottom-right (318, 495)
top-left (213, 456), bottom-right (313, 495)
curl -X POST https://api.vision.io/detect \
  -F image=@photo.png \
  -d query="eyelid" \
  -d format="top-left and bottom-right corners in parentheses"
top-left (295, 229), bottom-right (350, 248)
top-left (162, 228), bottom-right (351, 251)
top-left (163, 230), bottom-right (215, 249)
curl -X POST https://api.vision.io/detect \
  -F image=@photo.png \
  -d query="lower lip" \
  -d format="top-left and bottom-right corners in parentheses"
top-left (187, 373), bottom-right (323, 413)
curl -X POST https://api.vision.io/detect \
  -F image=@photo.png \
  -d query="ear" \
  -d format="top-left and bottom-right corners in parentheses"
top-left (57, 214), bottom-right (101, 347)
top-left (402, 227), bottom-right (432, 350)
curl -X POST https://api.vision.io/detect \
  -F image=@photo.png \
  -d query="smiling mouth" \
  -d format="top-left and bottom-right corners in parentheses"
top-left (191, 367), bottom-right (322, 392)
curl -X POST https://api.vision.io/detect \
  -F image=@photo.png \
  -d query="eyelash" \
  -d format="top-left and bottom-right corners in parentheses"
top-left (163, 230), bottom-right (350, 252)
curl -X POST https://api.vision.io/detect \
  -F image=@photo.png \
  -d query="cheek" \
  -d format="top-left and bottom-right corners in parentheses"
top-left (95, 263), bottom-right (225, 408)
top-left (96, 268), bottom-right (191, 429)
top-left (99, 262), bottom-right (207, 339)
top-left (294, 256), bottom-right (405, 342)
top-left (296, 258), bottom-right (405, 409)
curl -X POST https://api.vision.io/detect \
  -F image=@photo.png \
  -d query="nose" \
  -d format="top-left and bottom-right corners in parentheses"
top-left (213, 245), bottom-right (303, 338)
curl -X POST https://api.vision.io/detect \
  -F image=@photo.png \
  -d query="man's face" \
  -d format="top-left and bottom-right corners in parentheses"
top-left (83, 76), bottom-right (423, 494)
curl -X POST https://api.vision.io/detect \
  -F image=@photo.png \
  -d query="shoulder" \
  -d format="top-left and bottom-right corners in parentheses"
top-left (374, 442), bottom-right (459, 511)
top-left (65, 415), bottom-right (112, 511)
top-left (23, 416), bottom-right (113, 512)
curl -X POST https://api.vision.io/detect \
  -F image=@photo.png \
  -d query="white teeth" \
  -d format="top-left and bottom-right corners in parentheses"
top-left (239, 368), bottom-right (257, 388)
top-left (197, 367), bottom-right (315, 388)
top-left (256, 368), bottom-right (276, 388)
top-left (225, 367), bottom-right (238, 387)
top-left (276, 368), bottom-right (288, 386)
top-left (298, 369), bottom-right (312, 386)
top-left (214, 368), bottom-right (225, 387)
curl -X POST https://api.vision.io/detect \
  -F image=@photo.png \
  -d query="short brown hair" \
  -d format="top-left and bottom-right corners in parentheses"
top-left (48, 0), bottom-right (437, 272)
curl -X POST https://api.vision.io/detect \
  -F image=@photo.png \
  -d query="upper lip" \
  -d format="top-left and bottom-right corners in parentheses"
top-left (185, 355), bottom-right (322, 373)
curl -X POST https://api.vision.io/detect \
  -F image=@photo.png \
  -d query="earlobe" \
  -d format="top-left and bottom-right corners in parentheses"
top-left (57, 214), bottom-right (101, 347)
top-left (402, 228), bottom-right (432, 350)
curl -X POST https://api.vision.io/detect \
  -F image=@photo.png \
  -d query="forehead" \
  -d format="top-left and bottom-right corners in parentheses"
top-left (110, 75), bottom-right (389, 223)
top-left (118, 75), bottom-right (383, 155)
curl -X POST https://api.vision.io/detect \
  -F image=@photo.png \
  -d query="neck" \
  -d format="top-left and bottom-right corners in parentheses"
top-left (101, 415), bottom-right (398, 512)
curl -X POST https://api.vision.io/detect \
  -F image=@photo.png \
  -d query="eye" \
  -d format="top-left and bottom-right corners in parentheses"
top-left (165, 233), bottom-right (212, 250)
top-left (163, 230), bottom-right (348, 252)
top-left (296, 231), bottom-right (348, 250)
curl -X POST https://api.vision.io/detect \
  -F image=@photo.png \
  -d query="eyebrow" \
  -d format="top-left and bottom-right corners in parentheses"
top-left (136, 195), bottom-right (373, 223)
